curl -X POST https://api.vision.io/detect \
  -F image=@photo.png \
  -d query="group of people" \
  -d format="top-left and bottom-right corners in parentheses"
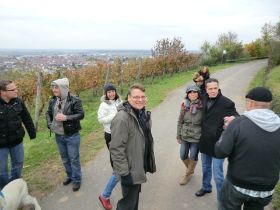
top-left (175, 66), bottom-right (280, 210)
top-left (0, 78), bottom-right (85, 192)
top-left (0, 63), bottom-right (280, 210)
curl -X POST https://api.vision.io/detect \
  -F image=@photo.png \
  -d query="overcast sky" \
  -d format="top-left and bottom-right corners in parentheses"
top-left (0, 0), bottom-right (279, 50)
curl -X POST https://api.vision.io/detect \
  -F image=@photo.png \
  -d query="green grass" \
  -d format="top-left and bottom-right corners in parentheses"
top-left (266, 65), bottom-right (280, 210)
top-left (21, 63), bottom-right (236, 197)
top-left (249, 65), bottom-right (280, 210)
top-left (248, 68), bottom-right (266, 89)
top-left (266, 65), bottom-right (280, 116)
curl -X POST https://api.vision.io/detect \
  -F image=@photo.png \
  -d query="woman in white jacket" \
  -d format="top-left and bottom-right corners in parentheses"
top-left (98, 83), bottom-right (122, 210)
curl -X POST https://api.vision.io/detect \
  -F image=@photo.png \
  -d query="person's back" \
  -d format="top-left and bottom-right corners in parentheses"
top-left (225, 114), bottom-right (280, 190)
top-left (215, 87), bottom-right (280, 210)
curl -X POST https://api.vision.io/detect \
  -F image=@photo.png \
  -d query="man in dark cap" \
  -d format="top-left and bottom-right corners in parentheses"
top-left (215, 87), bottom-right (280, 210)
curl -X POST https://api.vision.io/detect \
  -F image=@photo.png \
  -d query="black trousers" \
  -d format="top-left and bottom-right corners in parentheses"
top-left (116, 184), bottom-right (141, 210)
top-left (220, 178), bottom-right (272, 210)
top-left (104, 132), bottom-right (113, 168)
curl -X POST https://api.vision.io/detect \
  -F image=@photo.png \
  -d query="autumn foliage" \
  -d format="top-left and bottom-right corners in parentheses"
top-left (11, 49), bottom-right (199, 113)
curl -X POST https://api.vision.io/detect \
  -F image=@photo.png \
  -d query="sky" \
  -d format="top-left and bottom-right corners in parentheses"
top-left (0, 0), bottom-right (279, 50)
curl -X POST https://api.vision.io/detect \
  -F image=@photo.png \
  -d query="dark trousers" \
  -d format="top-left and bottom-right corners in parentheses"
top-left (117, 184), bottom-right (141, 210)
top-left (220, 178), bottom-right (272, 210)
top-left (104, 132), bottom-right (113, 168)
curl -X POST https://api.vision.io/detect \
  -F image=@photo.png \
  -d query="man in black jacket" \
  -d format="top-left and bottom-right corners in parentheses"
top-left (195, 78), bottom-right (238, 202)
top-left (0, 80), bottom-right (36, 190)
top-left (215, 87), bottom-right (280, 210)
top-left (46, 78), bottom-right (84, 192)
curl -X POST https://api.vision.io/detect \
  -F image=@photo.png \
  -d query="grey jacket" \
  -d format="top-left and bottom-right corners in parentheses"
top-left (109, 102), bottom-right (156, 184)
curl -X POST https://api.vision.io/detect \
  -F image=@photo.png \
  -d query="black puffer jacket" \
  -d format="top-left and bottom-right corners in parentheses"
top-left (0, 97), bottom-right (36, 148)
top-left (46, 93), bottom-right (84, 135)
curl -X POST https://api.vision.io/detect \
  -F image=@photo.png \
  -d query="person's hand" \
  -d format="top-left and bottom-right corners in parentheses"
top-left (121, 174), bottom-right (133, 186)
top-left (55, 113), bottom-right (67, 121)
top-left (177, 139), bottom-right (182, 144)
top-left (47, 123), bottom-right (52, 129)
top-left (223, 116), bottom-right (235, 129)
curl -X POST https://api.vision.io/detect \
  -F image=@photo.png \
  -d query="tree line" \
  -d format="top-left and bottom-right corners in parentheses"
top-left (2, 18), bottom-right (280, 129)
top-left (1, 38), bottom-right (199, 129)
top-left (200, 18), bottom-right (280, 66)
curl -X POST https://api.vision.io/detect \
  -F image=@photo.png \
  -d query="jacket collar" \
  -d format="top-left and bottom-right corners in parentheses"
top-left (0, 97), bottom-right (18, 105)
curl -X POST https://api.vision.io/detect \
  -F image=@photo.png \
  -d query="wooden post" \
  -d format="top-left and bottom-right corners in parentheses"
top-left (34, 70), bottom-right (43, 131)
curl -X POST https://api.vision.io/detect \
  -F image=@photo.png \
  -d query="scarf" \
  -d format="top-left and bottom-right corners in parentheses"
top-left (184, 99), bottom-right (203, 114)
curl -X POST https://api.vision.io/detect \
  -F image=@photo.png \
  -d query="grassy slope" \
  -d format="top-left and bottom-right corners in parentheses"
top-left (266, 66), bottom-right (280, 210)
top-left (249, 65), bottom-right (280, 209)
top-left (22, 63), bottom-right (235, 197)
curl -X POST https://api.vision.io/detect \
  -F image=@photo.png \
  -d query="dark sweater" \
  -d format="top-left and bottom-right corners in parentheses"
top-left (215, 116), bottom-right (280, 191)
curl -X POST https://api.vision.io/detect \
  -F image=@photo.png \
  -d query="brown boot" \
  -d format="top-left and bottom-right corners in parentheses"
top-left (179, 159), bottom-right (189, 185)
top-left (179, 160), bottom-right (197, 185)
top-left (183, 159), bottom-right (189, 169)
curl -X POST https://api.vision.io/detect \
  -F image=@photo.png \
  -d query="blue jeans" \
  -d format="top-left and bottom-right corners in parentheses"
top-left (220, 179), bottom-right (272, 210)
top-left (180, 141), bottom-right (199, 161)
top-left (102, 172), bottom-right (119, 199)
top-left (55, 133), bottom-right (82, 184)
top-left (0, 142), bottom-right (24, 189)
top-left (201, 153), bottom-right (224, 201)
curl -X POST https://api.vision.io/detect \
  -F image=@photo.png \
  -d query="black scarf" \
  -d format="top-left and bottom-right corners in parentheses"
top-left (131, 105), bottom-right (154, 173)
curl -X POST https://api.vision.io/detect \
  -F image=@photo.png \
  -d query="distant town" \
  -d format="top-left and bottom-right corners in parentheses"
top-left (0, 49), bottom-right (152, 73)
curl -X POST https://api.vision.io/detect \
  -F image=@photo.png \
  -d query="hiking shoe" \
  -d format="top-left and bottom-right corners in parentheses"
top-left (72, 183), bottom-right (80, 192)
top-left (195, 188), bottom-right (212, 197)
top-left (99, 195), bottom-right (112, 210)
top-left (62, 177), bottom-right (72, 185)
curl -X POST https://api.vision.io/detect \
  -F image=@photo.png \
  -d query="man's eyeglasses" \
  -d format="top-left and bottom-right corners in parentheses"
top-left (131, 96), bottom-right (147, 100)
top-left (5, 88), bottom-right (17, 92)
top-left (51, 85), bottom-right (59, 90)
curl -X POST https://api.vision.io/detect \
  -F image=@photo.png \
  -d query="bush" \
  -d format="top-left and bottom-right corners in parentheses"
top-left (268, 38), bottom-right (280, 70)
top-left (265, 65), bottom-right (280, 209)
top-left (200, 57), bottom-right (219, 66)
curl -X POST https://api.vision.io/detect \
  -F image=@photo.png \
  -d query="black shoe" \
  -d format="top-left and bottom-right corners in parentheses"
top-left (63, 177), bottom-right (72, 186)
top-left (195, 188), bottom-right (212, 197)
top-left (72, 183), bottom-right (80, 192)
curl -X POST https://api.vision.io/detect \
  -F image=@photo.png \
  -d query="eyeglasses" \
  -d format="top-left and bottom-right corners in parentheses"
top-left (131, 96), bottom-right (147, 100)
top-left (5, 88), bottom-right (17, 92)
top-left (51, 85), bottom-right (59, 90)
